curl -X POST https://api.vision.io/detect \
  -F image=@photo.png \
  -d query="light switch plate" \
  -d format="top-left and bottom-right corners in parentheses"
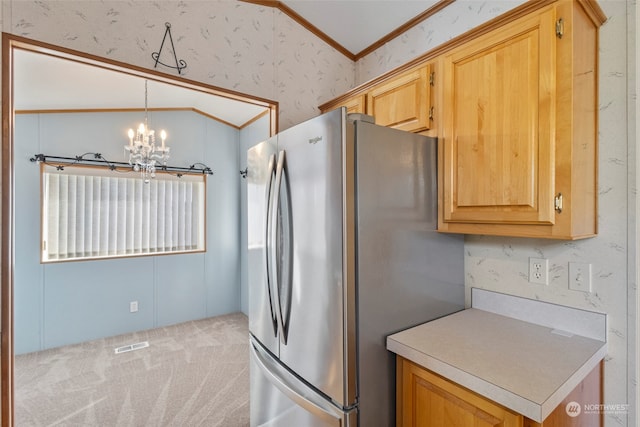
top-left (569, 262), bottom-right (592, 293)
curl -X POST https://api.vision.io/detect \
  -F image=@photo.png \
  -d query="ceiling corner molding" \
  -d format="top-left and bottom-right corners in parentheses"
top-left (353, 0), bottom-right (455, 60)
top-left (240, 0), bottom-right (356, 60)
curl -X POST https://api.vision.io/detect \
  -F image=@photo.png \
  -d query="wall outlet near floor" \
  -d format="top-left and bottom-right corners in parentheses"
top-left (528, 257), bottom-right (549, 285)
top-left (569, 262), bottom-right (592, 293)
top-left (130, 301), bottom-right (139, 313)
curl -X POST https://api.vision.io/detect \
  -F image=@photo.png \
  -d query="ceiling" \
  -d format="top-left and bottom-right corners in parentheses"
top-left (280, 0), bottom-right (441, 55)
top-left (14, 1), bottom-right (444, 126)
top-left (14, 49), bottom-right (269, 129)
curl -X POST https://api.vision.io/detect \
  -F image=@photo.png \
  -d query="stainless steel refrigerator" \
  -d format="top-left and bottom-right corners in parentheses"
top-left (247, 108), bottom-right (464, 427)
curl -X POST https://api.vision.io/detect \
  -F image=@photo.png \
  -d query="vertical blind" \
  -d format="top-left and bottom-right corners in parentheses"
top-left (42, 165), bottom-right (206, 262)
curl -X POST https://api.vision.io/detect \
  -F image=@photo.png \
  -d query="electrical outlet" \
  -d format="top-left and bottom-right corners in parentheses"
top-left (529, 257), bottom-right (549, 285)
top-left (130, 301), bottom-right (139, 313)
top-left (569, 262), bottom-right (592, 293)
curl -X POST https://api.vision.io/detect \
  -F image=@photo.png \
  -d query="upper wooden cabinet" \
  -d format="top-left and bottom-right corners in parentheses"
top-left (319, 0), bottom-right (605, 239)
top-left (441, 7), bottom-right (556, 226)
top-left (438, 1), bottom-right (603, 239)
top-left (340, 94), bottom-right (366, 115)
top-left (320, 64), bottom-right (435, 133)
top-left (366, 65), bottom-right (433, 133)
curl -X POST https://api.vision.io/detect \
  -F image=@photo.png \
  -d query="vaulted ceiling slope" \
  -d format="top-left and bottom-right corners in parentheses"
top-left (14, 49), bottom-right (270, 129)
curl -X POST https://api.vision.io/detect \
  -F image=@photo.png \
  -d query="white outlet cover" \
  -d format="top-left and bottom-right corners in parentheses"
top-left (528, 257), bottom-right (549, 285)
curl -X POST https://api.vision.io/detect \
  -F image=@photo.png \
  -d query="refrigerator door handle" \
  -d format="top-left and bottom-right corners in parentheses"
top-left (272, 150), bottom-right (293, 345)
top-left (250, 337), bottom-right (347, 426)
top-left (265, 153), bottom-right (278, 337)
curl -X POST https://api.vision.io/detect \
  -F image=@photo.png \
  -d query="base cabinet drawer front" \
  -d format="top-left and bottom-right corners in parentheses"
top-left (367, 64), bottom-right (433, 133)
top-left (398, 358), bottom-right (523, 427)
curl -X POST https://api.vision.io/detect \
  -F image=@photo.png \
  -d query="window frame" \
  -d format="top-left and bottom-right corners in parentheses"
top-left (39, 163), bottom-right (207, 263)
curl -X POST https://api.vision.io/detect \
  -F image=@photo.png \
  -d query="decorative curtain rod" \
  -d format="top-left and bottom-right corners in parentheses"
top-left (30, 153), bottom-right (213, 177)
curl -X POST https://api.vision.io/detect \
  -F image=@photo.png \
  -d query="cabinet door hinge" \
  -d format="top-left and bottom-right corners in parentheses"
top-left (555, 18), bottom-right (564, 39)
top-left (429, 71), bottom-right (435, 86)
top-left (429, 106), bottom-right (434, 121)
top-left (554, 193), bottom-right (563, 213)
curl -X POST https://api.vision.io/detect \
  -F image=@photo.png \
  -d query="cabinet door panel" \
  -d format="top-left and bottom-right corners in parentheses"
top-left (367, 65), bottom-right (432, 132)
top-left (399, 358), bottom-right (523, 427)
top-left (414, 376), bottom-right (504, 427)
top-left (443, 9), bottom-right (555, 225)
top-left (342, 94), bottom-right (366, 114)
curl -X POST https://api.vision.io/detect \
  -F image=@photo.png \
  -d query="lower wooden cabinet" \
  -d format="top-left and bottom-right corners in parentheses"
top-left (397, 357), bottom-right (603, 427)
top-left (397, 357), bottom-right (522, 427)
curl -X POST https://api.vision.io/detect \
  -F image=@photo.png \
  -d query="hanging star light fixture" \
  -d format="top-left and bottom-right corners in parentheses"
top-left (125, 80), bottom-right (170, 182)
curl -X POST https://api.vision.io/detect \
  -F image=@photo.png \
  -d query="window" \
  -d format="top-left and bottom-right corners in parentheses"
top-left (41, 165), bottom-right (206, 262)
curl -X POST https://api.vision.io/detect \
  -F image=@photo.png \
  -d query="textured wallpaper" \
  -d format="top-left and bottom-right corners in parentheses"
top-left (355, 1), bottom-right (636, 426)
top-left (356, 0), bottom-right (527, 84)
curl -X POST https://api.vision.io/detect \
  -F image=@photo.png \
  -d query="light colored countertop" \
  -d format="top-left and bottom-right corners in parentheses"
top-left (386, 288), bottom-right (607, 422)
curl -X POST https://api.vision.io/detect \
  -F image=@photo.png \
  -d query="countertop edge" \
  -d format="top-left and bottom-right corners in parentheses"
top-left (539, 343), bottom-right (608, 420)
top-left (387, 323), bottom-right (607, 423)
top-left (387, 335), bottom-right (541, 420)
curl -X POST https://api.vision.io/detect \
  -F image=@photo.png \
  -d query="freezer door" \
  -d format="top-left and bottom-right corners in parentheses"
top-left (273, 109), bottom-right (349, 406)
top-left (250, 337), bottom-right (356, 427)
top-left (247, 138), bottom-right (280, 357)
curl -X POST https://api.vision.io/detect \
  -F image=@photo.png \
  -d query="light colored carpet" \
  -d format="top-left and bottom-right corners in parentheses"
top-left (15, 313), bottom-right (250, 427)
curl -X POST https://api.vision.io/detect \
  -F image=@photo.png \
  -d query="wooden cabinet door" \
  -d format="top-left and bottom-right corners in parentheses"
top-left (398, 358), bottom-right (523, 427)
top-left (367, 64), bottom-right (432, 132)
top-left (320, 94), bottom-right (365, 115)
top-left (441, 8), bottom-right (556, 225)
top-left (341, 94), bottom-right (366, 114)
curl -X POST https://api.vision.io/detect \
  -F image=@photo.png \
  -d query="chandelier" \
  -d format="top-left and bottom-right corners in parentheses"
top-left (125, 80), bottom-right (170, 182)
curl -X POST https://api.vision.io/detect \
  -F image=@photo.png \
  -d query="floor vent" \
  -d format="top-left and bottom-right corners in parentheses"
top-left (114, 341), bottom-right (149, 354)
